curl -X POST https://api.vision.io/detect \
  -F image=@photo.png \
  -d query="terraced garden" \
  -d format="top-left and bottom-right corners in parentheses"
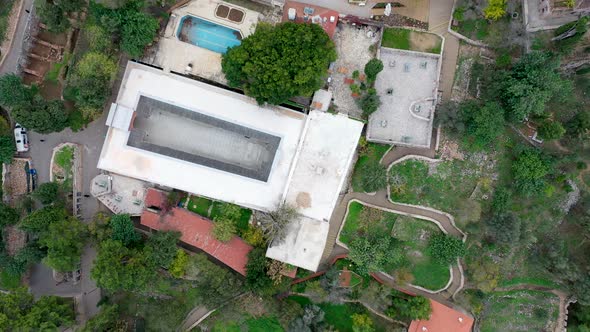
top-left (339, 202), bottom-right (450, 290)
top-left (478, 290), bottom-right (560, 332)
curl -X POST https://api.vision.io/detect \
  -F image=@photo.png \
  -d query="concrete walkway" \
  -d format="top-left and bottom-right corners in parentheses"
top-left (428, 0), bottom-right (459, 101)
top-left (321, 131), bottom-right (466, 301)
top-left (0, 0), bottom-right (34, 75)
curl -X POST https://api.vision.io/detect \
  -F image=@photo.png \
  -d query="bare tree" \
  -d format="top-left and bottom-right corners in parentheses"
top-left (255, 203), bottom-right (298, 245)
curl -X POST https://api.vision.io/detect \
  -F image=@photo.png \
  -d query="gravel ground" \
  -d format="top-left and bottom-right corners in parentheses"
top-left (331, 24), bottom-right (380, 118)
top-left (5, 158), bottom-right (30, 205)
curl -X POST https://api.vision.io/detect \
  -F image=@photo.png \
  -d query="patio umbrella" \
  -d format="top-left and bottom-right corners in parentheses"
top-left (384, 3), bottom-right (392, 16)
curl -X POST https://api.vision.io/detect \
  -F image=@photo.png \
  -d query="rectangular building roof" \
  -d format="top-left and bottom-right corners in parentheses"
top-left (284, 111), bottom-right (363, 221)
top-left (98, 62), bottom-right (306, 212)
top-left (265, 216), bottom-right (330, 271)
top-left (409, 299), bottom-right (474, 332)
top-left (283, 1), bottom-right (339, 38)
top-left (99, 62), bottom-right (364, 271)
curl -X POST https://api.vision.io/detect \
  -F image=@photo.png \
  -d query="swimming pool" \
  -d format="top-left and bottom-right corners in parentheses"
top-left (177, 15), bottom-right (242, 54)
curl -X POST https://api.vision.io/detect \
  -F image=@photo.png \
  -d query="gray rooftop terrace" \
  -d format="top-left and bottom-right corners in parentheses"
top-left (127, 96), bottom-right (280, 182)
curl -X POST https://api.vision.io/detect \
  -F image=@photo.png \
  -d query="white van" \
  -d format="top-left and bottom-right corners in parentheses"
top-left (14, 124), bottom-right (29, 152)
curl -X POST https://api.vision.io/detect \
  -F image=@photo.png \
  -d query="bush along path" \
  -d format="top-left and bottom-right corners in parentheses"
top-left (322, 136), bottom-right (467, 302)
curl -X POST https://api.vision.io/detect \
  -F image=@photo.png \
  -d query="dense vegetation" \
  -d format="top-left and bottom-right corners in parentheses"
top-left (222, 22), bottom-right (336, 105)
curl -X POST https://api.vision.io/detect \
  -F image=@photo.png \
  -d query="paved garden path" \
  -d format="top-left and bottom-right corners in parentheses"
top-left (321, 134), bottom-right (466, 301)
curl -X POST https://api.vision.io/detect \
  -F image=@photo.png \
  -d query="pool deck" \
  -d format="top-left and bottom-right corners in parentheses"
top-left (148, 0), bottom-right (259, 83)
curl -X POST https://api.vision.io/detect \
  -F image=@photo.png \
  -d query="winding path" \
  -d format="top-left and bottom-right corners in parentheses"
top-left (321, 133), bottom-right (466, 301)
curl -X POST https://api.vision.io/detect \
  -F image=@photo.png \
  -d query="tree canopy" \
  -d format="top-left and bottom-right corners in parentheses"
top-left (427, 234), bottom-right (466, 265)
top-left (39, 217), bottom-right (87, 272)
top-left (69, 52), bottom-right (118, 118)
top-left (0, 74), bottom-right (35, 109)
top-left (19, 206), bottom-right (67, 234)
top-left (110, 214), bottom-right (140, 247)
top-left (0, 288), bottom-right (74, 330)
top-left (460, 101), bottom-right (505, 150)
top-left (144, 231), bottom-right (180, 269)
top-left (348, 226), bottom-right (404, 275)
top-left (32, 182), bottom-right (61, 205)
top-left (222, 22), bottom-right (336, 105)
top-left (0, 136), bottom-right (15, 165)
top-left (502, 51), bottom-right (572, 122)
top-left (91, 239), bottom-right (154, 291)
top-left (11, 96), bottom-right (69, 134)
top-left (512, 148), bottom-right (551, 195)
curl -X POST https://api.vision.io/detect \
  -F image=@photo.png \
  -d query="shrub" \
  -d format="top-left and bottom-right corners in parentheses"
top-left (484, 0), bottom-right (507, 21)
top-left (169, 249), bottom-right (189, 278)
top-left (359, 91), bottom-right (381, 118)
top-left (32, 182), bottom-right (61, 205)
top-left (212, 217), bottom-right (237, 242)
top-left (0, 135), bottom-right (14, 164)
top-left (538, 120), bottom-right (566, 140)
top-left (364, 59), bottom-right (384, 83)
top-left (358, 160), bottom-right (387, 193)
top-left (428, 234), bottom-right (465, 265)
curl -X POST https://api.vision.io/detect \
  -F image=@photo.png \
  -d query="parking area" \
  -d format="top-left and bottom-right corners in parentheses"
top-left (331, 24), bottom-right (381, 118)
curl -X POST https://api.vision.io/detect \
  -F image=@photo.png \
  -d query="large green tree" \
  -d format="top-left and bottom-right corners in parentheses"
top-left (19, 206), bottom-right (67, 234)
top-left (460, 101), bottom-right (505, 150)
top-left (512, 148), bottom-right (551, 195)
top-left (39, 217), bottom-right (87, 272)
top-left (0, 202), bottom-right (19, 227)
top-left (91, 239), bottom-right (154, 291)
top-left (0, 74), bottom-right (35, 109)
top-left (0, 288), bottom-right (74, 330)
top-left (32, 182), bottom-right (61, 205)
top-left (387, 295), bottom-right (432, 321)
top-left (427, 234), bottom-right (466, 265)
top-left (144, 231), bottom-right (180, 269)
top-left (245, 248), bottom-right (272, 292)
top-left (11, 96), bottom-right (69, 134)
top-left (348, 227), bottom-right (404, 275)
top-left (69, 52), bottom-right (118, 118)
top-left (502, 51), bottom-right (572, 122)
top-left (110, 214), bottom-right (140, 247)
top-left (0, 135), bottom-right (15, 164)
top-left (222, 22), bottom-right (336, 105)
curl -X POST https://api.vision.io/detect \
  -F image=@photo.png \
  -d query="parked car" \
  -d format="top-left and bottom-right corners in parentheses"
top-left (14, 124), bottom-right (29, 152)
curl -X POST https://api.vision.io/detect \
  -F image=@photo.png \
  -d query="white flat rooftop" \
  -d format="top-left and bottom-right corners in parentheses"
top-left (265, 216), bottom-right (330, 271)
top-left (285, 111), bottom-right (363, 221)
top-left (98, 62), bottom-right (363, 271)
top-left (98, 62), bottom-right (306, 212)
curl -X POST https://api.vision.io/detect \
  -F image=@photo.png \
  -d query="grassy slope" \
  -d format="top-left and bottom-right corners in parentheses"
top-left (479, 290), bottom-right (560, 332)
top-left (351, 143), bottom-right (390, 192)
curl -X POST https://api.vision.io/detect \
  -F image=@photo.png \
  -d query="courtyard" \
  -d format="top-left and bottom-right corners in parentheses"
top-left (367, 47), bottom-right (440, 148)
top-left (331, 24), bottom-right (381, 118)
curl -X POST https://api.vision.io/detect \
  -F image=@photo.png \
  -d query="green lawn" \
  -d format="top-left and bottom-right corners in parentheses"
top-left (339, 202), bottom-right (397, 246)
top-left (339, 202), bottom-right (364, 245)
top-left (382, 28), bottom-right (411, 50)
top-left (351, 143), bottom-right (390, 192)
top-left (479, 290), bottom-right (560, 332)
top-left (185, 196), bottom-right (213, 216)
top-left (498, 277), bottom-right (564, 290)
top-left (389, 158), bottom-right (493, 226)
top-left (0, 270), bottom-right (21, 290)
top-left (391, 217), bottom-right (450, 290)
top-left (339, 202), bottom-right (450, 291)
top-left (246, 316), bottom-right (283, 332)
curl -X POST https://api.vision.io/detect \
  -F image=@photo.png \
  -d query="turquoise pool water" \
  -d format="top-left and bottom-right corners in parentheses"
top-left (177, 15), bottom-right (242, 54)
